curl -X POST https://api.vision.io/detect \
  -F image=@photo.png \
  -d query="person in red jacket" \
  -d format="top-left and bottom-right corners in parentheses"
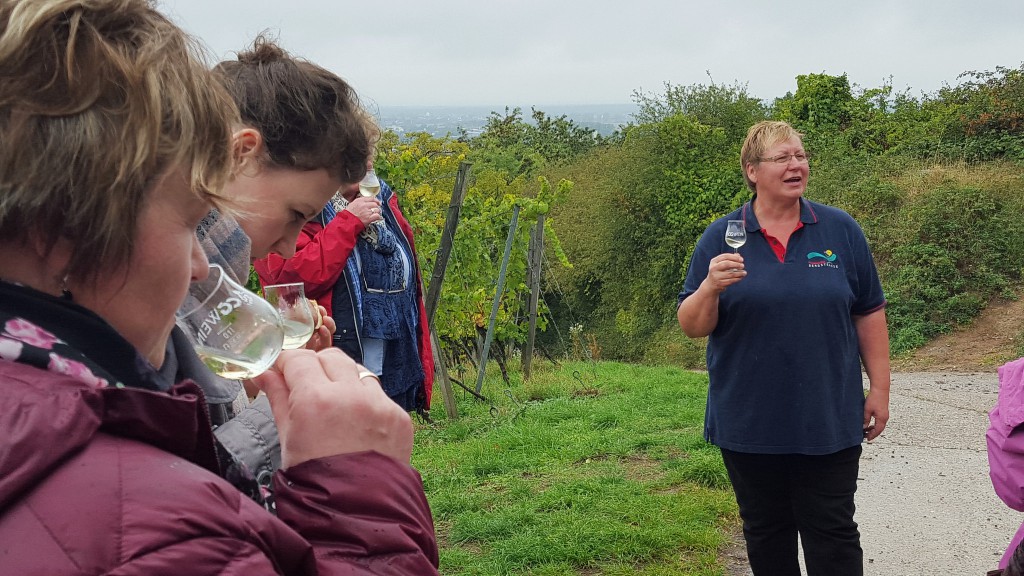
top-left (255, 160), bottom-right (435, 415)
top-left (0, 1), bottom-right (439, 574)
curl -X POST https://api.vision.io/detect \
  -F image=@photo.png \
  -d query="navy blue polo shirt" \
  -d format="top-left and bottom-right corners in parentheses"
top-left (679, 198), bottom-right (886, 455)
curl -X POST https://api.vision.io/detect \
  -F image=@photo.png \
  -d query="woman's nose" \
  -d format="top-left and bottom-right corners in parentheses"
top-left (271, 236), bottom-right (297, 259)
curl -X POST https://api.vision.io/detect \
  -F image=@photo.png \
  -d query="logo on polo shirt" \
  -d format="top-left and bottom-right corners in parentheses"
top-left (807, 250), bottom-right (839, 269)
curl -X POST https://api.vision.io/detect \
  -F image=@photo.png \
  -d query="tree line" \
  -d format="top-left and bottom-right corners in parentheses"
top-left (375, 64), bottom-right (1024, 370)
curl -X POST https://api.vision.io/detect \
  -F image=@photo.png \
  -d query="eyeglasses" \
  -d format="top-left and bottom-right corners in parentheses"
top-left (759, 152), bottom-right (810, 164)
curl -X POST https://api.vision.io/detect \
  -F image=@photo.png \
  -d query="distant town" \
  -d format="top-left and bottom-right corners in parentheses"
top-left (372, 103), bottom-right (638, 139)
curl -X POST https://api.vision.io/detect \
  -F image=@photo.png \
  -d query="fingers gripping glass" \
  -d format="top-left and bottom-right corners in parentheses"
top-left (262, 282), bottom-right (316, 350)
top-left (759, 152), bottom-right (810, 164)
top-left (176, 264), bottom-right (285, 379)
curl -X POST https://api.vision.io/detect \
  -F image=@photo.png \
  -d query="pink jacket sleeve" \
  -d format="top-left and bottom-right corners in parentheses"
top-left (988, 357), bottom-right (1024, 510)
top-left (273, 450), bottom-right (439, 575)
top-left (987, 357), bottom-right (1024, 569)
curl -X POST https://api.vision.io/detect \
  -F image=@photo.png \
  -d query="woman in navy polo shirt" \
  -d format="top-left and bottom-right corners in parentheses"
top-left (677, 120), bottom-right (891, 576)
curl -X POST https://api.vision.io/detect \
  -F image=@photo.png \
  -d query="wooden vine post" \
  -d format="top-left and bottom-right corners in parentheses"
top-left (475, 204), bottom-right (521, 394)
top-left (522, 214), bottom-right (544, 380)
top-left (425, 161), bottom-right (471, 419)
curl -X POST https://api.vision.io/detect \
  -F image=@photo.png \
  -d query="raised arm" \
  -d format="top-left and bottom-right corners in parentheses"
top-left (254, 348), bottom-right (439, 573)
top-left (678, 252), bottom-right (745, 338)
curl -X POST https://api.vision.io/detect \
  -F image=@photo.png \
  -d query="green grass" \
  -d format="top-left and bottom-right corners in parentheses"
top-left (413, 360), bottom-right (738, 575)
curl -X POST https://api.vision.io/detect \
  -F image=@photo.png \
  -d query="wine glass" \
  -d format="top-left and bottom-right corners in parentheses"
top-left (358, 168), bottom-right (381, 198)
top-left (262, 282), bottom-right (315, 350)
top-left (358, 168), bottom-right (384, 233)
top-left (176, 264), bottom-right (284, 379)
top-left (725, 220), bottom-right (746, 253)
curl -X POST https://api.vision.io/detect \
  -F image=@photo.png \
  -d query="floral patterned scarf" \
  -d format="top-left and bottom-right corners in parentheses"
top-left (0, 281), bottom-right (166, 391)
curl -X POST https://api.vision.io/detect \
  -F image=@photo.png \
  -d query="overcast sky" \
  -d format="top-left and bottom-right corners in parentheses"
top-left (162, 0), bottom-right (1024, 109)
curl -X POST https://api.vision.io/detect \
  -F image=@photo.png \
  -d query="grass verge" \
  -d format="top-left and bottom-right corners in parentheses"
top-left (413, 360), bottom-right (738, 575)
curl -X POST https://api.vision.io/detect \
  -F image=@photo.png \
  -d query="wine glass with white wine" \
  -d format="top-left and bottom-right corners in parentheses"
top-left (358, 168), bottom-right (381, 198)
top-left (358, 168), bottom-right (384, 231)
top-left (176, 264), bottom-right (285, 379)
top-left (725, 220), bottom-right (747, 253)
top-left (262, 282), bottom-right (316, 350)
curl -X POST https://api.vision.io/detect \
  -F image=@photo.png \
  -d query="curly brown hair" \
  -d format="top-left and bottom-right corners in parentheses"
top-left (214, 35), bottom-right (375, 185)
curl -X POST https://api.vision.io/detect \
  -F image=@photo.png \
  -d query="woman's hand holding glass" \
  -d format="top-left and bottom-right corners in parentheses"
top-left (702, 220), bottom-right (747, 292)
top-left (345, 195), bottom-right (383, 228)
top-left (176, 264), bottom-right (284, 379)
top-left (305, 302), bottom-right (336, 352)
top-left (341, 168), bottom-right (385, 229)
top-left (252, 348), bottom-right (413, 468)
top-left (705, 253), bottom-right (746, 294)
top-left (704, 217), bottom-right (753, 289)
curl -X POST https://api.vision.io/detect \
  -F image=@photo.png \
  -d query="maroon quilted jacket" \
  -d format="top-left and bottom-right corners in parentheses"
top-left (0, 284), bottom-right (439, 575)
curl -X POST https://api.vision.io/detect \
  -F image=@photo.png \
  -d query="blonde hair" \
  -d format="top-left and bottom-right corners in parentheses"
top-left (739, 121), bottom-right (804, 193)
top-left (0, 0), bottom-right (238, 282)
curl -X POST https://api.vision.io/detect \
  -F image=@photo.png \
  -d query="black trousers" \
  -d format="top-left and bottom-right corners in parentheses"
top-left (719, 445), bottom-right (863, 576)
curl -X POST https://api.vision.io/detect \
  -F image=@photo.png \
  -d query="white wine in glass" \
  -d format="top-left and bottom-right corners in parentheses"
top-left (358, 169), bottom-right (381, 198)
top-left (195, 340), bottom-right (282, 380)
top-left (725, 220), bottom-right (747, 252)
top-left (263, 282), bottom-right (316, 350)
top-left (176, 264), bottom-right (285, 379)
top-left (280, 318), bottom-right (315, 349)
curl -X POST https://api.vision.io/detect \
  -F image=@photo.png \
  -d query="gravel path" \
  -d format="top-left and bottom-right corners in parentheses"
top-left (727, 370), bottom-right (1022, 575)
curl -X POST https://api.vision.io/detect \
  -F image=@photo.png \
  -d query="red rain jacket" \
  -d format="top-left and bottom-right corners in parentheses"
top-left (254, 189), bottom-right (434, 408)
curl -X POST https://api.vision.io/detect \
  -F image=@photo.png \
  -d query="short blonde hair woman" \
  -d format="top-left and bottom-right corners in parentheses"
top-left (678, 120), bottom-right (889, 576)
top-left (0, 0), bottom-right (235, 286)
top-left (739, 121), bottom-right (805, 193)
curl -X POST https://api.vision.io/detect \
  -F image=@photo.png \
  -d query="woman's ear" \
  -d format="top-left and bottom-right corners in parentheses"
top-left (745, 162), bottom-right (758, 187)
top-left (232, 128), bottom-right (264, 177)
top-left (14, 233), bottom-right (75, 297)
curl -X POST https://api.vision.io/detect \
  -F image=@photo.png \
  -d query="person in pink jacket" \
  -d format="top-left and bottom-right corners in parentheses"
top-left (0, 1), bottom-right (439, 573)
top-left (989, 357), bottom-right (1024, 573)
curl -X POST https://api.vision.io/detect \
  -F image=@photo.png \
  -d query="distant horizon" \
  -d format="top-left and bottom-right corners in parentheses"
top-left (369, 102), bottom-right (639, 112)
top-left (370, 103), bottom-right (636, 138)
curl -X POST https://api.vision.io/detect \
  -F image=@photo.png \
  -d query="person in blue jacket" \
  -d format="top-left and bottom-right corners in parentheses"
top-left (677, 120), bottom-right (891, 576)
